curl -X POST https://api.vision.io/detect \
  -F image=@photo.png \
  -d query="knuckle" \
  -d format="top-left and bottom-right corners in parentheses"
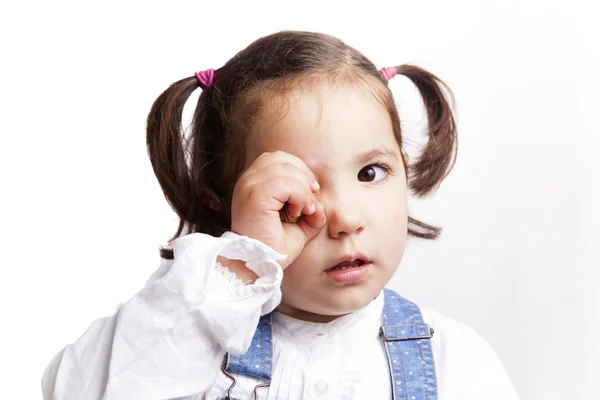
top-left (284, 176), bottom-right (300, 191)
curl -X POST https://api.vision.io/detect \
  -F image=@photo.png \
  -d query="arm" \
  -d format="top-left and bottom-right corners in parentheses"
top-left (41, 232), bottom-right (286, 400)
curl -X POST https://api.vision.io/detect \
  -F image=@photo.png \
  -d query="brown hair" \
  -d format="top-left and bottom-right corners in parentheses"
top-left (146, 31), bottom-right (457, 259)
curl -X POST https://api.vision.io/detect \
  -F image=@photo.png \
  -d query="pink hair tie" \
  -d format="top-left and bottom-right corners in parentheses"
top-left (195, 68), bottom-right (215, 89)
top-left (380, 66), bottom-right (397, 82)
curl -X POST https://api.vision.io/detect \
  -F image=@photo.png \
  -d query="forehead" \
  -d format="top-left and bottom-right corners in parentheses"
top-left (245, 85), bottom-right (399, 172)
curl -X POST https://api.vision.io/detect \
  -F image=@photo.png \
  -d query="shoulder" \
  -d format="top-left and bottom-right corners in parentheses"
top-left (419, 307), bottom-right (520, 399)
top-left (420, 307), bottom-right (485, 346)
top-left (419, 307), bottom-right (497, 369)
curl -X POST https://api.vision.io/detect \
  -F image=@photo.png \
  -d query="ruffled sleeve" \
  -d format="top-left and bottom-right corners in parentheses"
top-left (41, 232), bottom-right (286, 400)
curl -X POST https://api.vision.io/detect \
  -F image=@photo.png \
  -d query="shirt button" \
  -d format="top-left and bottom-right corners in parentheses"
top-left (315, 379), bottom-right (328, 394)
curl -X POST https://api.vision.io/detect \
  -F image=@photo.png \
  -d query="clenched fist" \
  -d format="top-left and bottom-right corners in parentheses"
top-left (231, 151), bottom-right (326, 269)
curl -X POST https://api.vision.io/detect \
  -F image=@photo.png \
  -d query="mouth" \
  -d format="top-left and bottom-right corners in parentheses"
top-left (324, 255), bottom-right (372, 283)
top-left (326, 259), bottom-right (367, 271)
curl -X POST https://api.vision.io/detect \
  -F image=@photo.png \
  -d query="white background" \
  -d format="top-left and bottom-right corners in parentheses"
top-left (1, 1), bottom-right (598, 399)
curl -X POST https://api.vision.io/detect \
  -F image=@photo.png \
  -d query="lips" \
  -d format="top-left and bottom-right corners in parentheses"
top-left (325, 254), bottom-right (371, 271)
top-left (329, 259), bottom-right (365, 270)
top-left (324, 254), bottom-right (372, 283)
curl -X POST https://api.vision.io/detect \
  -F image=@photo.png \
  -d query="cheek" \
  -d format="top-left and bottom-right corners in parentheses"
top-left (389, 210), bottom-right (408, 240)
top-left (279, 261), bottom-right (316, 301)
top-left (380, 181), bottom-right (408, 222)
top-left (391, 199), bottom-right (408, 224)
top-left (280, 255), bottom-right (312, 284)
top-left (381, 184), bottom-right (408, 248)
top-left (386, 210), bottom-right (408, 267)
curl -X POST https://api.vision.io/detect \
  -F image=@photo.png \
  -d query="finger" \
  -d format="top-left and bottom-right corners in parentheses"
top-left (302, 201), bottom-right (326, 231)
top-left (285, 187), bottom-right (319, 220)
top-left (246, 163), bottom-right (316, 218)
top-left (246, 162), bottom-right (314, 193)
top-left (246, 151), bottom-right (320, 191)
top-left (292, 201), bottom-right (326, 246)
top-left (255, 175), bottom-right (312, 214)
top-left (285, 187), bottom-right (316, 218)
top-left (281, 184), bottom-right (313, 220)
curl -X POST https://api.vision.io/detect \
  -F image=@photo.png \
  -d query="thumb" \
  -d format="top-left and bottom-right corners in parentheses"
top-left (299, 200), bottom-right (327, 242)
top-left (281, 202), bottom-right (327, 268)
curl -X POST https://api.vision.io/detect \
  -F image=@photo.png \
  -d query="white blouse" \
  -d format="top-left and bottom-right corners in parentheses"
top-left (41, 232), bottom-right (520, 400)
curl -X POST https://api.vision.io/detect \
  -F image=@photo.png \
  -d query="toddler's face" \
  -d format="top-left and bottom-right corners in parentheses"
top-left (246, 84), bottom-right (408, 322)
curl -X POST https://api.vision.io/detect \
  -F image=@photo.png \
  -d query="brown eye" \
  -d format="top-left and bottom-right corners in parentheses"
top-left (358, 164), bottom-right (388, 183)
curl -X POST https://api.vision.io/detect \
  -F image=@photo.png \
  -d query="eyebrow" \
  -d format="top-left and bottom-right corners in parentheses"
top-left (356, 147), bottom-right (399, 164)
top-left (306, 147), bottom-right (399, 174)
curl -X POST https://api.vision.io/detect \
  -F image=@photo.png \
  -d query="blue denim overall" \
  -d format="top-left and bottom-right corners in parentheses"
top-left (218, 289), bottom-right (437, 399)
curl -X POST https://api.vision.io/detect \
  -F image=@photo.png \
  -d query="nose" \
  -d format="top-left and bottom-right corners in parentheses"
top-left (323, 190), bottom-right (366, 239)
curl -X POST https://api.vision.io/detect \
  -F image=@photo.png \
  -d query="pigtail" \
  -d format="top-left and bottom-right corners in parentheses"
top-left (385, 65), bottom-right (458, 240)
top-left (396, 64), bottom-right (458, 198)
top-left (146, 77), bottom-right (201, 258)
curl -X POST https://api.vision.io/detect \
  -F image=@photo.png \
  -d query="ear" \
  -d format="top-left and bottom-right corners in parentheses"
top-left (200, 188), bottom-right (224, 212)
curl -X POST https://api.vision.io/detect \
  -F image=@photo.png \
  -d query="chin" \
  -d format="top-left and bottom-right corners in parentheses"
top-left (310, 286), bottom-right (381, 316)
top-left (280, 275), bottom-right (389, 320)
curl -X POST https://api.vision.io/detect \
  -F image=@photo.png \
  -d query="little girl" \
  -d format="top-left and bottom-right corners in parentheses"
top-left (42, 31), bottom-right (519, 400)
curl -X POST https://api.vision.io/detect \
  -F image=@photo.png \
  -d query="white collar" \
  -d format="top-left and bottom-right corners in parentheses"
top-left (272, 290), bottom-right (384, 345)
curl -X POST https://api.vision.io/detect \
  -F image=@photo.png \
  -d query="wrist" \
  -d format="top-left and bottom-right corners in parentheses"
top-left (216, 255), bottom-right (259, 284)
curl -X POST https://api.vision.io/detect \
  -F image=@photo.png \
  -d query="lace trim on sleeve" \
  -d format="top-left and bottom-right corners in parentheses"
top-left (214, 261), bottom-right (250, 287)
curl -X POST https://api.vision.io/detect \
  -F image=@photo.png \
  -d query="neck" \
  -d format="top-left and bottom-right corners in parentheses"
top-left (275, 303), bottom-right (349, 323)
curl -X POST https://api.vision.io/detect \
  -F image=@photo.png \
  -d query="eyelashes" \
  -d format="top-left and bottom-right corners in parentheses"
top-left (371, 162), bottom-right (392, 173)
top-left (358, 161), bottom-right (393, 183)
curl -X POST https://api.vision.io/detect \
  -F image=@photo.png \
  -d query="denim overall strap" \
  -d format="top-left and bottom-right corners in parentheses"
top-left (381, 288), bottom-right (438, 400)
top-left (218, 314), bottom-right (273, 399)
top-left (225, 313), bottom-right (273, 381)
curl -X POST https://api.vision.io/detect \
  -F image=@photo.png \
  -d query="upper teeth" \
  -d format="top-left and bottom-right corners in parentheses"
top-left (332, 261), bottom-right (363, 270)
